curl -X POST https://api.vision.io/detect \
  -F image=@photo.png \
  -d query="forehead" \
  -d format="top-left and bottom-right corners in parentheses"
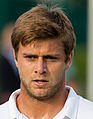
top-left (19, 39), bottom-right (64, 55)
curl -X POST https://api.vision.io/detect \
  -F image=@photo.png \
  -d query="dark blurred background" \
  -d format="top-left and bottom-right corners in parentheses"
top-left (0, 0), bottom-right (88, 103)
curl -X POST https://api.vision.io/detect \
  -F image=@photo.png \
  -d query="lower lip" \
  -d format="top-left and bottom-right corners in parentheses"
top-left (33, 81), bottom-right (48, 87)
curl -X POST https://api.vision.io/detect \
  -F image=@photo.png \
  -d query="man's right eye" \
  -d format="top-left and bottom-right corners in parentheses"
top-left (27, 56), bottom-right (37, 58)
top-left (24, 55), bottom-right (38, 60)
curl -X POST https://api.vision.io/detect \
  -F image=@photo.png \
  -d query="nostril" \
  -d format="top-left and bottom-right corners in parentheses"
top-left (39, 70), bottom-right (46, 74)
top-left (35, 71), bottom-right (38, 73)
top-left (34, 70), bottom-right (47, 74)
top-left (43, 70), bottom-right (46, 74)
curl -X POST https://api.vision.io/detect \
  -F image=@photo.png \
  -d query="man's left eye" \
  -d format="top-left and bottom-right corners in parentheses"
top-left (44, 56), bottom-right (57, 61)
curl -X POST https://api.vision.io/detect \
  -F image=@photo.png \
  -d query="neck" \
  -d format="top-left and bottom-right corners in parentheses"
top-left (17, 84), bottom-right (69, 119)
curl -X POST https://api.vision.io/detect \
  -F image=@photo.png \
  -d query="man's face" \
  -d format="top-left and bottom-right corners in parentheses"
top-left (15, 39), bottom-right (72, 100)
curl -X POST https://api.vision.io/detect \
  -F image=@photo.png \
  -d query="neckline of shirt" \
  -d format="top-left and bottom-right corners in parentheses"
top-left (8, 86), bottom-right (79, 119)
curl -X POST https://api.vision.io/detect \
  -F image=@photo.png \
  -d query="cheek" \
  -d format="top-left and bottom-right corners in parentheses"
top-left (18, 57), bottom-right (35, 73)
top-left (18, 65), bottom-right (32, 87)
top-left (48, 62), bottom-right (65, 78)
top-left (17, 60), bottom-right (34, 81)
top-left (18, 63), bottom-right (27, 80)
top-left (49, 62), bottom-right (65, 72)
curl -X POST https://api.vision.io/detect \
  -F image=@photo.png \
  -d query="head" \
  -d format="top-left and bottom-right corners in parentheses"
top-left (11, 5), bottom-right (76, 100)
top-left (11, 4), bottom-right (76, 63)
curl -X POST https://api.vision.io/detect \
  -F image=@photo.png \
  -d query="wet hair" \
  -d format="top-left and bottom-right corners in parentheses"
top-left (11, 4), bottom-right (76, 62)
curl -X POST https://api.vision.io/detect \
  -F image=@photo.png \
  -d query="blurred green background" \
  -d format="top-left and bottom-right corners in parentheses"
top-left (0, 0), bottom-right (87, 98)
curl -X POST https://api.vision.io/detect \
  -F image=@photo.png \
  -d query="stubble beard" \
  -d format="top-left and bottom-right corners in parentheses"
top-left (21, 75), bottom-right (64, 101)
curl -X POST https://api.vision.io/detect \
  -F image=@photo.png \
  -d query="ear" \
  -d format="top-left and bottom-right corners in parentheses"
top-left (65, 50), bottom-right (73, 70)
top-left (13, 50), bottom-right (18, 68)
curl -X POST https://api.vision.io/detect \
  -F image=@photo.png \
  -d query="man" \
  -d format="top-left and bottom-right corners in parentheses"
top-left (0, 4), bottom-right (93, 119)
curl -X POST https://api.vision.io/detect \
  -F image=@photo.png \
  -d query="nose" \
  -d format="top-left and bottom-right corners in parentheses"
top-left (34, 57), bottom-right (47, 74)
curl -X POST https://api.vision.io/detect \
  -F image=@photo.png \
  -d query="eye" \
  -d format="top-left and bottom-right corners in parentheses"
top-left (44, 55), bottom-right (57, 62)
top-left (45, 56), bottom-right (57, 59)
top-left (24, 55), bottom-right (38, 61)
top-left (27, 55), bottom-right (37, 58)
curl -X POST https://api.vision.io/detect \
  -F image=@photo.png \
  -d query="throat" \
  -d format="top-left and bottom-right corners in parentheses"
top-left (16, 84), bottom-right (69, 119)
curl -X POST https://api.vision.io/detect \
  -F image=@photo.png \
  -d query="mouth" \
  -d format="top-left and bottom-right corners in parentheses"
top-left (33, 79), bottom-right (49, 87)
top-left (34, 80), bottom-right (48, 82)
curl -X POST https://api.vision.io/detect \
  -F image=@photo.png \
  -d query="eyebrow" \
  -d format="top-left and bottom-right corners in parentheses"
top-left (22, 53), bottom-right (61, 58)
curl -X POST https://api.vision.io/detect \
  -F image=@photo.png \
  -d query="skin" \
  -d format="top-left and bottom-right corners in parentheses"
top-left (14, 39), bottom-right (73, 119)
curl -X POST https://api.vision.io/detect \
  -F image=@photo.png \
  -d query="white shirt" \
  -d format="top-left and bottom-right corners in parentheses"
top-left (0, 86), bottom-right (93, 119)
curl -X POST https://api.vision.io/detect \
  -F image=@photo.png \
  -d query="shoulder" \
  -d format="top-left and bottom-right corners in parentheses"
top-left (0, 101), bottom-right (10, 118)
top-left (78, 96), bottom-right (93, 111)
top-left (77, 96), bottom-right (93, 119)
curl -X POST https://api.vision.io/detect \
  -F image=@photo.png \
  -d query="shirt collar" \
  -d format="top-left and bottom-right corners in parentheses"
top-left (8, 86), bottom-right (79, 119)
top-left (53, 86), bottom-right (79, 119)
top-left (65, 86), bottom-right (79, 119)
top-left (9, 89), bottom-right (28, 119)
